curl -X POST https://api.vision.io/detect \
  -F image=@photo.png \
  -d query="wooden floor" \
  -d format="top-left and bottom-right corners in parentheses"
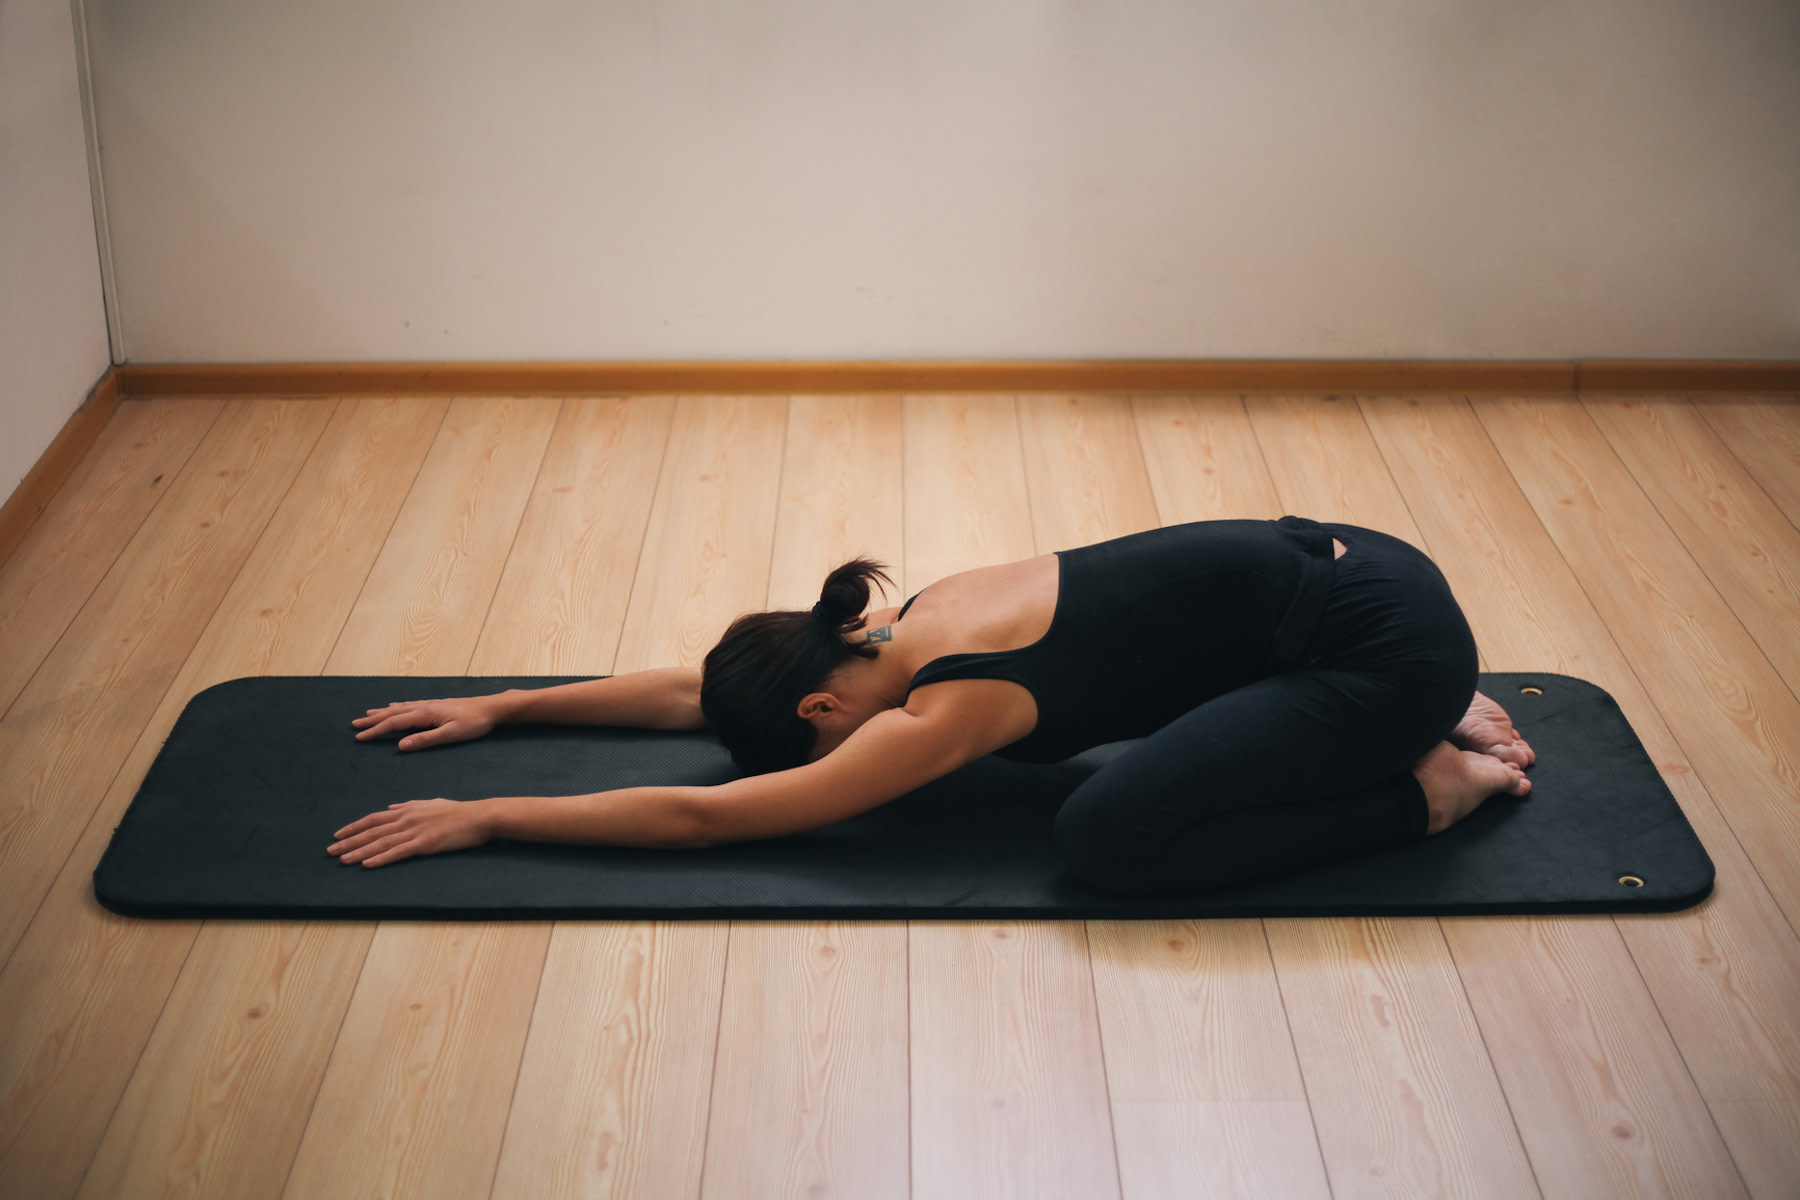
top-left (1, 391), bottom-right (1798, 1199)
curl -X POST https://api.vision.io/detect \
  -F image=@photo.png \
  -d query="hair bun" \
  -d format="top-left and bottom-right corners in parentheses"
top-left (814, 557), bottom-right (893, 631)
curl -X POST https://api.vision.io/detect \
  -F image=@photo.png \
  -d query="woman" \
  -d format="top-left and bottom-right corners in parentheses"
top-left (330, 517), bottom-right (1533, 894)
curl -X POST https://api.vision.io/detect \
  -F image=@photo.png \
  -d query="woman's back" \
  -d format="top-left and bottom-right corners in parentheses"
top-left (901, 518), bottom-right (1338, 761)
top-left (881, 552), bottom-right (1059, 663)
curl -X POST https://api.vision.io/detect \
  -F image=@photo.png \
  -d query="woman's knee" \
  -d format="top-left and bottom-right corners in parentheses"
top-left (1052, 800), bottom-right (1159, 895)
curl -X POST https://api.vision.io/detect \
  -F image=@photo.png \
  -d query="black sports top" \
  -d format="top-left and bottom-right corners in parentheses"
top-left (903, 517), bottom-right (1338, 763)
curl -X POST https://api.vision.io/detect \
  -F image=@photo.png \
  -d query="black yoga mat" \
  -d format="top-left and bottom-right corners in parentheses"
top-left (94, 673), bottom-right (1713, 919)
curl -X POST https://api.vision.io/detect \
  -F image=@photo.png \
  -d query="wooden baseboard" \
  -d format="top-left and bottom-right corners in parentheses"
top-left (0, 366), bottom-right (123, 571)
top-left (118, 359), bottom-right (1593, 397)
top-left (1576, 360), bottom-right (1800, 394)
top-left (113, 358), bottom-right (1800, 398)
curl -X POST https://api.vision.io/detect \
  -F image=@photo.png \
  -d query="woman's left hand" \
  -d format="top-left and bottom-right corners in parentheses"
top-left (329, 798), bottom-right (493, 868)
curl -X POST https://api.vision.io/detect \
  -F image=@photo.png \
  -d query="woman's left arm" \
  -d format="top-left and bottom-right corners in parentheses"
top-left (328, 787), bottom-right (720, 867)
top-left (329, 678), bottom-right (1027, 868)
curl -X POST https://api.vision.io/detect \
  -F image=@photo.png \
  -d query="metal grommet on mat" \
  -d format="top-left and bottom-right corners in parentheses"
top-left (1619, 875), bottom-right (1645, 888)
top-left (1520, 686), bottom-right (1543, 695)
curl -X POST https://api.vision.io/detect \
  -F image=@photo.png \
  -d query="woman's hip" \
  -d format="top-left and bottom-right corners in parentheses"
top-left (1298, 525), bottom-right (1477, 719)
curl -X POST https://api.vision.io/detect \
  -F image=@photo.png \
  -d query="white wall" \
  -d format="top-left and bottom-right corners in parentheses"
top-left (2, 0), bottom-right (112, 496)
top-left (85, 0), bottom-right (1800, 363)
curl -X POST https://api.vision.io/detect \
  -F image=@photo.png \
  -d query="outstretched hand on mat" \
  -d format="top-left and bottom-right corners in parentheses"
top-left (329, 799), bottom-right (491, 867)
top-left (352, 697), bottom-right (502, 751)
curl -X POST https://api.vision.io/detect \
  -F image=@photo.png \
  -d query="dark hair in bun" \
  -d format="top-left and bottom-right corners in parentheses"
top-left (701, 558), bottom-right (894, 773)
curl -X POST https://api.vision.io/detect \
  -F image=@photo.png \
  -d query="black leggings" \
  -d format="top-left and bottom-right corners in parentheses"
top-left (1052, 525), bottom-right (1478, 895)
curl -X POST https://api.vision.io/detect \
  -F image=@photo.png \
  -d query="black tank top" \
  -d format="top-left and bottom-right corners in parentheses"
top-left (904, 517), bottom-right (1338, 762)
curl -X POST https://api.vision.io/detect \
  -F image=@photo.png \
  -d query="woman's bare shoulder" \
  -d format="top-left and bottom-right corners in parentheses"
top-left (897, 554), bottom-right (1060, 656)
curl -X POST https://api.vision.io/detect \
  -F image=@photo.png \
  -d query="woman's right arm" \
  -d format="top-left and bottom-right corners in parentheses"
top-left (351, 668), bottom-right (705, 751)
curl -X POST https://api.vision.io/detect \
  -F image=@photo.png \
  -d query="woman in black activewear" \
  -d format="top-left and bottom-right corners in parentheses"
top-left (330, 517), bottom-right (1534, 892)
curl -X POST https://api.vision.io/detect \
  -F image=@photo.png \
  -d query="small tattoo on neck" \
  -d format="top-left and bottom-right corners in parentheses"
top-left (865, 625), bottom-right (893, 644)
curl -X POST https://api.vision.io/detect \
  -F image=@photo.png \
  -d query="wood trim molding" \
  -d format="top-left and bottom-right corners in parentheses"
top-left (1576, 360), bottom-right (1800, 394)
top-left (114, 359), bottom-right (1800, 398)
top-left (0, 365), bottom-right (123, 571)
top-left (119, 359), bottom-right (1593, 397)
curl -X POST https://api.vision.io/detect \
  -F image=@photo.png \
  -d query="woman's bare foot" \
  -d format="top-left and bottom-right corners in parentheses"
top-left (1450, 692), bottom-right (1536, 768)
top-left (1415, 741), bottom-right (1531, 835)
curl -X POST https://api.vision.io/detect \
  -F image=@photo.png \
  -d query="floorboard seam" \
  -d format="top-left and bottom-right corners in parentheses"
top-left (68, 919), bottom-right (203, 1199)
top-left (1436, 920), bottom-right (1548, 1200)
top-left (903, 919), bottom-right (915, 1200)
top-left (693, 920), bottom-right (735, 1200)
top-left (465, 398), bottom-right (564, 677)
top-left (0, 400), bottom-right (225, 727)
top-left (1356, 394), bottom-right (1549, 1199)
top-left (606, 397), bottom-right (676, 677)
top-left (66, 398), bottom-right (342, 1193)
top-left (0, 399), bottom-right (334, 977)
top-left (1079, 920), bottom-right (1127, 1200)
top-left (1612, 911), bottom-right (1755, 1197)
top-left (1583, 396), bottom-right (1800, 718)
top-left (316, 399), bottom-right (451, 670)
top-left (1013, 395), bottom-right (1043, 557)
top-left (1260, 919), bottom-right (1337, 1200)
top-left (482, 922), bottom-right (554, 1200)
top-left (1690, 399), bottom-right (1800, 541)
top-left (272, 926), bottom-right (378, 1200)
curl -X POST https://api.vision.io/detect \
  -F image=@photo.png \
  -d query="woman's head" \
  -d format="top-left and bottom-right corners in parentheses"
top-left (701, 558), bottom-right (894, 774)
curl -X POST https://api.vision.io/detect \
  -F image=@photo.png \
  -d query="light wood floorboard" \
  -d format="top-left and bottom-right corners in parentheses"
top-left (1246, 395), bottom-right (1543, 1199)
top-left (66, 397), bottom-right (448, 1200)
top-left (0, 393), bottom-right (1790, 1200)
top-left (495, 395), bottom-right (784, 1199)
top-left (0, 400), bottom-right (336, 1198)
top-left (909, 919), bottom-right (1120, 1200)
top-left (1354, 396), bottom-right (1750, 1197)
top-left (899, 395), bottom-right (1038, 592)
top-left (1364, 395), bottom-right (1800, 1199)
top-left (1019, 394), bottom-right (1276, 1200)
top-left (905, 395), bottom-right (1120, 1200)
top-left (698, 395), bottom-right (911, 1200)
top-left (1696, 399), bottom-right (1800, 530)
top-left (1124, 393), bottom-right (1339, 1200)
top-left (486, 394), bottom-right (733, 1200)
top-left (280, 397), bottom-right (561, 1200)
top-left (1584, 397), bottom-right (1800, 698)
top-left (1475, 399), bottom-right (1800, 932)
top-left (469, 396), bottom-right (675, 675)
top-left (0, 399), bottom-right (221, 717)
top-left (0, 401), bottom-right (331, 964)
top-left (1091, 920), bottom-right (1332, 1200)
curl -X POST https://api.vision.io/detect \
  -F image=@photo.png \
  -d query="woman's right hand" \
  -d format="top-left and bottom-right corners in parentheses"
top-left (351, 694), bottom-right (510, 751)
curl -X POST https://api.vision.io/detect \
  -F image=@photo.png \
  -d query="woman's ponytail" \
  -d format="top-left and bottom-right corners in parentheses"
top-left (811, 558), bottom-right (892, 637)
top-left (701, 558), bottom-right (894, 773)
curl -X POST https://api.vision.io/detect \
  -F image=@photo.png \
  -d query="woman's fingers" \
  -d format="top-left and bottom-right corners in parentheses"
top-left (332, 808), bottom-right (401, 841)
top-left (352, 709), bottom-right (436, 741)
top-left (328, 823), bottom-right (396, 856)
top-left (329, 798), bottom-right (483, 868)
top-left (350, 699), bottom-right (495, 750)
top-left (328, 830), bottom-right (383, 860)
top-left (330, 802), bottom-right (430, 852)
top-left (352, 712), bottom-right (423, 741)
top-left (396, 722), bottom-right (465, 751)
top-left (360, 839), bottom-right (426, 868)
top-left (339, 829), bottom-right (412, 865)
top-left (332, 817), bottom-right (427, 863)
